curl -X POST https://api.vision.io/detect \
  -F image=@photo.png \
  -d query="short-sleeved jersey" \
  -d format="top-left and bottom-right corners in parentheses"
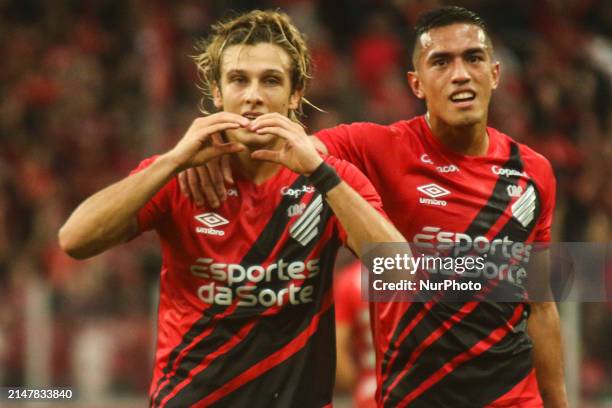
top-left (133, 155), bottom-right (384, 408)
top-left (335, 261), bottom-right (377, 408)
top-left (317, 116), bottom-right (556, 407)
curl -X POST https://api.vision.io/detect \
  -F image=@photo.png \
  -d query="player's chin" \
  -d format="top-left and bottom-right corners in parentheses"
top-left (448, 110), bottom-right (484, 127)
top-left (243, 133), bottom-right (278, 150)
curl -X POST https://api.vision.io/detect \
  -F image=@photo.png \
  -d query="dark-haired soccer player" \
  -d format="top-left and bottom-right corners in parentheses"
top-left (185, 6), bottom-right (568, 407)
top-left (58, 10), bottom-right (405, 408)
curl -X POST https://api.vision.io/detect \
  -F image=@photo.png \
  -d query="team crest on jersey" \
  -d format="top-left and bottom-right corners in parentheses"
top-left (511, 185), bottom-right (536, 227)
top-left (290, 195), bottom-right (323, 246)
top-left (417, 183), bottom-right (450, 206)
top-left (507, 184), bottom-right (523, 198)
top-left (288, 203), bottom-right (306, 218)
top-left (195, 212), bottom-right (229, 236)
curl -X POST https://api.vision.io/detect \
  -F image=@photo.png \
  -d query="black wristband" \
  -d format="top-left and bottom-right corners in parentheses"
top-left (307, 161), bottom-right (342, 195)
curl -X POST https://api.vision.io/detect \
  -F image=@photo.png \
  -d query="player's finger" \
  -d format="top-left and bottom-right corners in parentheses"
top-left (186, 168), bottom-right (206, 207)
top-left (178, 171), bottom-right (191, 198)
top-left (200, 122), bottom-right (241, 141)
top-left (254, 126), bottom-right (295, 141)
top-left (251, 116), bottom-right (294, 132)
top-left (221, 154), bottom-right (234, 185)
top-left (208, 142), bottom-right (244, 157)
top-left (206, 156), bottom-right (227, 201)
top-left (251, 149), bottom-right (281, 163)
top-left (195, 112), bottom-right (249, 128)
top-left (196, 165), bottom-right (220, 209)
top-left (211, 132), bottom-right (226, 145)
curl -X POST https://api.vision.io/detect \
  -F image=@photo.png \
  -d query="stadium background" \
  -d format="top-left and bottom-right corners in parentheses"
top-left (0, 0), bottom-right (609, 406)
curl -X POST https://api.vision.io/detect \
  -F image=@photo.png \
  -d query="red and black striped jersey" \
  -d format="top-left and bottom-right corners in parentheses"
top-left (317, 116), bottom-right (556, 407)
top-left (131, 155), bottom-right (384, 408)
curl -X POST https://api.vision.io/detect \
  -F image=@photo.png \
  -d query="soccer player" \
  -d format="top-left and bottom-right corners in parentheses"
top-left (58, 10), bottom-right (406, 408)
top-left (184, 6), bottom-right (568, 407)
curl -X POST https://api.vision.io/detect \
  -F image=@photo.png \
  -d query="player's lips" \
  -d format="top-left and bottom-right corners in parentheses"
top-left (242, 111), bottom-right (264, 120)
top-left (449, 89), bottom-right (476, 108)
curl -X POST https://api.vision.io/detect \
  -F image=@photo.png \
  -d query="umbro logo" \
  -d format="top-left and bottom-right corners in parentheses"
top-left (417, 183), bottom-right (450, 206)
top-left (417, 183), bottom-right (450, 198)
top-left (195, 213), bottom-right (229, 227)
top-left (195, 212), bottom-right (228, 236)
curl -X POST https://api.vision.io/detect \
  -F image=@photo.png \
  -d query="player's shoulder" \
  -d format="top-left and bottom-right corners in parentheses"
top-left (491, 128), bottom-right (554, 177)
top-left (325, 117), bottom-right (421, 139)
top-left (323, 154), bottom-right (361, 176)
top-left (323, 154), bottom-right (378, 193)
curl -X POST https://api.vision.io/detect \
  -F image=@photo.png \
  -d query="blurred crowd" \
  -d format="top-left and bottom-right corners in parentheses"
top-left (0, 0), bottom-right (610, 403)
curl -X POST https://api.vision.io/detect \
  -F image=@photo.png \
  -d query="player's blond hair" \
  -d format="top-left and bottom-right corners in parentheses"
top-left (193, 10), bottom-right (313, 122)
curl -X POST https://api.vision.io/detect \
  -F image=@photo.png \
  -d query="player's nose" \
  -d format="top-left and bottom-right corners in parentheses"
top-left (451, 59), bottom-right (471, 84)
top-left (243, 81), bottom-right (264, 105)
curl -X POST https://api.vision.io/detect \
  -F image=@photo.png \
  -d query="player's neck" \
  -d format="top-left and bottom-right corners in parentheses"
top-left (233, 140), bottom-right (284, 184)
top-left (426, 113), bottom-right (489, 156)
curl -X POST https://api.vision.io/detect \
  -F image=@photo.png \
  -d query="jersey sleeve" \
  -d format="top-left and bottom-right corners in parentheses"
top-left (315, 122), bottom-right (387, 174)
top-left (532, 158), bottom-right (556, 243)
top-left (129, 155), bottom-right (173, 234)
top-left (324, 155), bottom-right (387, 247)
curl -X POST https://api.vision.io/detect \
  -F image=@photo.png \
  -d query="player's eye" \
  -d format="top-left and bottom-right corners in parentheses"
top-left (263, 76), bottom-right (282, 85)
top-left (432, 59), bottom-right (448, 68)
top-left (467, 55), bottom-right (484, 64)
top-left (230, 75), bottom-right (248, 84)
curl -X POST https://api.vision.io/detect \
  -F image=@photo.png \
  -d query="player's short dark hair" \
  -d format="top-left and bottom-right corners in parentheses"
top-left (414, 6), bottom-right (488, 40)
top-left (411, 6), bottom-right (492, 68)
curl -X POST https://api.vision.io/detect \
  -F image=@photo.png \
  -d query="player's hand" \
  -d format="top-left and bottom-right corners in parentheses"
top-left (164, 113), bottom-right (248, 173)
top-left (249, 113), bottom-right (323, 175)
top-left (177, 133), bottom-right (234, 208)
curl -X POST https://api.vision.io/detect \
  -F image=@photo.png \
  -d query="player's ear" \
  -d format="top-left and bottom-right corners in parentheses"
top-left (212, 82), bottom-right (223, 109)
top-left (289, 87), bottom-right (303, 111)
top-left (407, 71), bottom-right (425, 99)
top-left (491, 61), bottom-right (500, 90)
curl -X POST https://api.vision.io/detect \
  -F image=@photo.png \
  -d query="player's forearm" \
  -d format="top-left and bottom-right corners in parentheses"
top-left (335, 325), bottom-right (358, 391)
top-left (527, 302), bottom-right (568, 408)
top-left (325, 182), bottom-right (405, 256)
top-left (59, 154), bottom-right (180, 259)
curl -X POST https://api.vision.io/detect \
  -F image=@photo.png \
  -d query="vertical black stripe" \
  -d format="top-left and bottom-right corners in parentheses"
top-left (493, 180), bottom-right (541, 242)
top-left (382, 303), bottom-right (431, 375)
top-left (464, 142), bottom-right (523, 237)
